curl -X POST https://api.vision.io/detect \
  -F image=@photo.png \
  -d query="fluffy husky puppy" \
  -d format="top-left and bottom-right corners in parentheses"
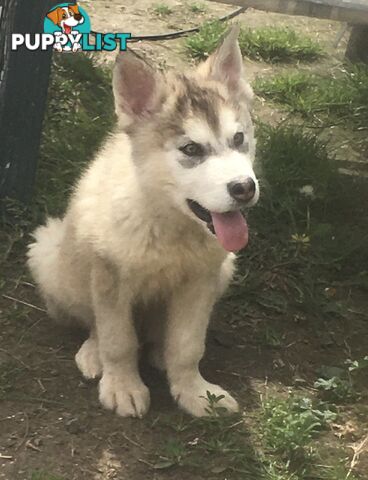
top-left (27, 27), bottom-right (259, 418)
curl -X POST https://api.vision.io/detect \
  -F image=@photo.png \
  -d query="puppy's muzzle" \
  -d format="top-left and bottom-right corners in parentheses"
top-left (227, 178), bottom-right (256, 204)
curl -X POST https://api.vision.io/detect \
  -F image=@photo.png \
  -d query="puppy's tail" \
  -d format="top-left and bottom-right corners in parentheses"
top-left (27, 218), bottom-right (66, 320)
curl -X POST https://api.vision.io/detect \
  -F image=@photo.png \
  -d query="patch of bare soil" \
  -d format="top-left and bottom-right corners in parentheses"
top-left (1, 2), bottom-right (367, 480)
top-left (1, 268), bottom-right (367, 479)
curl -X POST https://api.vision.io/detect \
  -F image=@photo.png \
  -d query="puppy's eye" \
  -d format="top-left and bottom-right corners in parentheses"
top-left (62, 13), bottom-right (67, 19)
top-left (233, 132), bottom-right (244, 147)
top-left (179, 142), bottom-right (204, 157)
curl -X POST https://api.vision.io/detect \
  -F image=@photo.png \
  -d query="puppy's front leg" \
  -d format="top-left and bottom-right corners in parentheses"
top-left (166, 277), bottom-right (239, 417)
top-left (91, 259), bottom-right (150, 418)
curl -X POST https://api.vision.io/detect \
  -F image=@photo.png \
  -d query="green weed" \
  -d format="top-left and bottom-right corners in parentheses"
top-left (218, 118), bottom-right (368, 330)
top-left (315, 356), bottom-right (368, 402)
top-left (262, 461), bottom-right (298, 480)
top-left (346, 356), bottom-right (368, 373)
top-left (153, 3), bottom-right (173, 15)
top-left (154, 439), bottom-right (189, 469)
top-left (320, 464), bottom-right (360, 480)
top-left (185, 22), bottom-right (322, 62)
top-left (188, 2), bottom-right (207, 13)
top-left (254, 65), bottom-right (368, 127)
top-left (185, 20), bottom-right (227, 59)
top-left (256, 124), bottom-right (336, 216)
top-left (239, 27), bottom-right (322, 63)
top-left (31, 472), bottom-right (64, 480)
top-left (261, 395), bottom-right (336, 470)
top-left (314, 376), bottom-right (354, 402)
top-left (35, 53), bottom-right (114, 217)
top-left (155, 393), bottom-right (340, 479)
top-left (155, 407), bottom-right (263, 478)
top-left (0, 359), bottom-right (24, 399)
top-left (0, 53), bottom-right (114, 305)
top-left (202, 390), bottom-right (233, 416)
top-left (257, 326), bottom-right (284, 348)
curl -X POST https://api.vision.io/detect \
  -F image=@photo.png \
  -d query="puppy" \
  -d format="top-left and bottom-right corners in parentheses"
top-left (28, 27), bottom-right (259, 417)
top-left (47, 4), bottom-right (84, 52)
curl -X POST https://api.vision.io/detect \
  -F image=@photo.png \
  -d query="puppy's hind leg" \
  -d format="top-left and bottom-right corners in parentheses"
top-left (141, 302), bottom-right (167, 372)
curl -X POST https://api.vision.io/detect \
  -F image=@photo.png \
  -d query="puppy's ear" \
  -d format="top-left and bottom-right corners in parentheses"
top-left (69, 4), bottom-right (84, 23)
top-left (69, 5), bottom-right (79, 14)
top-left (113, 50), bottom-right (164, 127)
top-left (200, 25), bottom-right (253, 104)
top-left (47, 8), bottom-right (60, 25)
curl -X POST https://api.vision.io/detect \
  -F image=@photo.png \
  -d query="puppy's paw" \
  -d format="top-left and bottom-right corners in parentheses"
top-left (75, 338), bottom-right (102, 380)
top-left (72, 43), bottom-right (81, 52)
top-left (99, 374), bottom-right (150, 418)
top-left (172, 378), bottom-right (239, 417)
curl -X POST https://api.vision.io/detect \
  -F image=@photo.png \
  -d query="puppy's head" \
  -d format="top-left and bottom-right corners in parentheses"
top-left (113, 27), bottom-right (259, 252)
top-left (68, 4), bottom-right (83, 21)
top-left (47, 5), bottom-right (83, 29)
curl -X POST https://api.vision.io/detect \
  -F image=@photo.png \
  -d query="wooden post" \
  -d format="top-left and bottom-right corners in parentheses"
top-left (204, 0), bottom-right (368, 25)
top-left (0, 0), bottom-right (56, 203)
top-left (346, 25), bottom-right (368, 63)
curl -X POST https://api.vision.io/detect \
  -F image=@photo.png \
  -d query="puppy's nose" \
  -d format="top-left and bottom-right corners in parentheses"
top-left (74, 13), bottom-right (82, 20)
top-left (227, 178), bottom-right (256, 203)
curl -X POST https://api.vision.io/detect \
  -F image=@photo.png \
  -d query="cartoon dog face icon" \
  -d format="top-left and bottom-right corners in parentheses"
top-left (47, 4), bottom-right (84, 35)
top-left (47, 4), bottom-right (85, 51)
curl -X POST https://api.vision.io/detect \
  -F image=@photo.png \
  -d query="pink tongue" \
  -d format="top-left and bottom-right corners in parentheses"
top-left (211, 211), bottom-right (249, 252)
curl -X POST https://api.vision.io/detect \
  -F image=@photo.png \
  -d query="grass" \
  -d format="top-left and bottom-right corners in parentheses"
top-left (0, 53), bottom-right (114, 326)
top-left (152, 392), bottom-right (351, 480)
top-left (258, 393), bottom-right (361, 480)
top-left (221, 121), bottom-right (368, 337)
top-left (314, 356), bottom-right (368, 402)
top-left (239, 27), bottom-right (322, 63)
top-left (185, 21), bottom-right (322, 62)
top-left (261, 396), bottom-right (336, 467)
top-left (0, 51), bottom-right (117, 262)
top-left (314, 376), bottom-right (355, 402)
top-left (256, 125), bottom-right (336, 207)
top-left (254, 65), bottom-right (368, 127)
top-left (185, 21), bottom-right (228, 60)
top-left (0, 358), bottom-right (24, 400)
top-left (188, 2), bottom-right (207, 13)
top-left (0, 53), bottom-right (115, 412)
top-left (263, 399), bottom-right (333, 478)
top-left (153, 405), bottom-right (264, 478)
top-left (153, 3), bottom-right (173, 15)
top-left (36, 53), bottom-right (115, 216)
top-left (1, 53), bottom-right (114, 270)
top-left (31, 472), bottom-right (64, 480)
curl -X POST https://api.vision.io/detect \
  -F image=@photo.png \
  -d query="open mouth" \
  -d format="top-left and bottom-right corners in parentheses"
top-left (187, 199), bottom-right (249, 253)
top-left (187, 200), bottom-right (214, 233)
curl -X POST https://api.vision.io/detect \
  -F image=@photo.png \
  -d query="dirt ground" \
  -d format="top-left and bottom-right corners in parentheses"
top-left (84, 0), bottom-right (345, 67)
top-left (1, 2), bottom-right (367, 480)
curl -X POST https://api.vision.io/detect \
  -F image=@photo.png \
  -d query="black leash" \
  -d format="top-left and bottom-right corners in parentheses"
top-left (90, 7), bottom-right (247, 42)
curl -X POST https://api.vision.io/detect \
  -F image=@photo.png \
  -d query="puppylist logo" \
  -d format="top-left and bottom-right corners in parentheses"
top-left (12, 2), bottom-right (131, 52)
